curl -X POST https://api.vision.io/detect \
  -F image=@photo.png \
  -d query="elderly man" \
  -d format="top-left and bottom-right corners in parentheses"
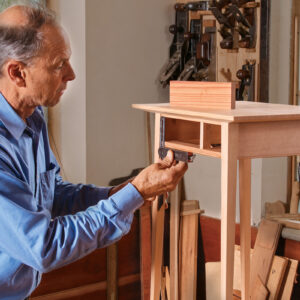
top-left (0, 4), bottom-right (187, 299)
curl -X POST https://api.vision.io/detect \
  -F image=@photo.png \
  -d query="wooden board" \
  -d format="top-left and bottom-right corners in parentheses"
top-left (170, 81), bottom-right (237, 110)
top-left (250, 219), bottom-right (282, 297)
top-left (267, 213), bottom-right (300, 230)
top-left (252, 276), bottom-right (269, 300)
top-left (179, 200), bottom-right (199, 300)
top-left (132, 101), bottom-right (300, 123)
top-left (220, 122), bottom-right (238, 300)
top-left (139, 206), bottom-right (151, 300)
top-left (281, 258), bottom-right (299, 299)
top-left (235, 245), bottom-right (296, 300)
top-left (265, 200), bottom-right (286, 217)
top-left (205, 262), bottom-right (221, 300)
top-left (150, 113), bottom-right (165, 300)
top-left (239, 158), bottom-right (251, 300)
top-left (290, 181), bottom-right (299, 214)
top-left (266, 256), bottom-right (288, 300)
top-left (107, 244), bottom-right (118, 300)
top-left (169, 184), bottom-right (181, 300)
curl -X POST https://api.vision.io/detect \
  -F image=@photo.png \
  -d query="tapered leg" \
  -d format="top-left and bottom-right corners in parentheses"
top-left (170, 184), bottom-right (181, 300)
top-left (239, 159), bottom-right (251, 300)
top-left (150, 113), bottom-right (165, 300)
top-left (221, 123), bottom-right (238, 300)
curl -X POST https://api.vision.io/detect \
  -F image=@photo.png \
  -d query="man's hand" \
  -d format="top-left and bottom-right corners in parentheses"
top-left (131, 150), bottom-right (188, 201)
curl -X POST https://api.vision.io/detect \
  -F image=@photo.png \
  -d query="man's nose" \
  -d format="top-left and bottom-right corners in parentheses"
top-left (63, 62), bottom-right (76, 82)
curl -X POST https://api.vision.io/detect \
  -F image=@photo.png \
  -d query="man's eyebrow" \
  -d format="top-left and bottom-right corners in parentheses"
top-left (51, 57), bottom-right (69, 65)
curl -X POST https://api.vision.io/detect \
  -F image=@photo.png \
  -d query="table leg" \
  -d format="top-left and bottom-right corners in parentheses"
top-left (239, 159), bottom-right (251, 300)
top-left (150, 113), bottom-right (165, 300)
top-left (221, 123), bottom-right (238, 300)
top-left (150, 201), bottom-right (165, 300)
top-left (170, 184), bottom-right (181, 300)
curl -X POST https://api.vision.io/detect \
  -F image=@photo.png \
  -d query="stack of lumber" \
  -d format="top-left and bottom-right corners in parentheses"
top-left (160, 200), bottom-right (204, 300)
top-left (206, 219), bottom-right (299, 300)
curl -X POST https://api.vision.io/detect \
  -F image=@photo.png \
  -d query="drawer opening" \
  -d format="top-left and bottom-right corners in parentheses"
top-left (164, 118), bottom-right (200, 149)
top-left (203, 123), bottom-right (221, 153)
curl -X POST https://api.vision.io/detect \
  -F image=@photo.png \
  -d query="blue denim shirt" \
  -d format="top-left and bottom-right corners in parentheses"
top-left (0, 93), bottom-right (144, 299)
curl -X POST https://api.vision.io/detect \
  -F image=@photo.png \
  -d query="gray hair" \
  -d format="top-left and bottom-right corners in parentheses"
top-left (0, 3), bottom-right (57, 76)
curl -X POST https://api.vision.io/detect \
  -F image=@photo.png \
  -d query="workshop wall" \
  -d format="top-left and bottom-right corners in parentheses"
top-left (85, 0), bottom-right (172, 186)
top-left (48, 0), bottom-right (87, 184)
top-left (48, 0), bottom-right (292, 225)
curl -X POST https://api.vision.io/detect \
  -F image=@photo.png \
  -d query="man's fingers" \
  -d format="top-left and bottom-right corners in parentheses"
top-left (173, 161), bottom-right (188, 174)
top-left (160, 150), bottom-right (174, 168)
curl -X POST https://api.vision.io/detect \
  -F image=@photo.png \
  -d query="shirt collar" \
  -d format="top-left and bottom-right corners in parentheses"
top-left (0, 93), bottom-right (44, 140)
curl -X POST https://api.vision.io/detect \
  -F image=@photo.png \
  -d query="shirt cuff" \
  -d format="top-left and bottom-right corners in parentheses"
top-left (111, 183), bottom-right (144, 215)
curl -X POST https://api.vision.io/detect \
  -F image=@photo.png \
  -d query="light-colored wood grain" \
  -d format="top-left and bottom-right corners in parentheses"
top-left (132, 96), bottom-right (300, 300)
top-left (265, 200), bottom-right (286, 217)
top-left (266, 213), bottom-right (300, 230)
top-left (293, 16), bottom-right (299, 106)
top-left (203, 123), bottom-right (221, 150)
top-left (239, 159), bottom-right (251, 300)
top-left (281, 258), bottom-right (299, 299)
top-left (205, 262), bottom-right (221, 300)
top-left (252, 276), bottom-right (269, 300)
top-left (170, 81), bottom-right (237, 110)
top-left (164, 140), bottom-right (221, 158)
top-left (180, 208), bottom-right (204, 216)
top-left (107, 243), bottom-right (118, 300)
top-left (139, 206), bottom-right (151, 300)
top-left (250, 219), bottom-right (282, 298)
top-left (132, 102), bottom-right (300, 123)
top-left (179, 200), bottom-right (199, 300)
top-left (165, 117), bottom-right (200, 145)
top-left (169, 183), bottom-right (181, 300)
top-left (161, 272), bottom-right (166, 300)
top-left (290, 181), bottom-right (299, 214)
top-left (150, 202), bottom-right (165, 300)
top-left (165, 267), bottom-right (170, 300)
top-left (220, 122), bottom-right (238, 300)
top-left (238, 120), bottom-right (300, 158)
top-left (146, 112), bottom-right (152, 165)
top-left (266, 256), bottom-right (288, 300)
top-left (150, 113), bottom-right (165, 300)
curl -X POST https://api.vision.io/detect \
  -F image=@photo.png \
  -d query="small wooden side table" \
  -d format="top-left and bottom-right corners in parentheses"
top-left (133, 101), bottom-right (300, 300)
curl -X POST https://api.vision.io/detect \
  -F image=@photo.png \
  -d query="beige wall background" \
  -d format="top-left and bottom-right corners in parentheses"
top-left (48, 0), bottom-right (293, 225)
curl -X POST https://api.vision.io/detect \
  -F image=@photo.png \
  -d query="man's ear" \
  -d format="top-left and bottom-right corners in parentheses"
top-left (6, 61), bottom-right (26, 87)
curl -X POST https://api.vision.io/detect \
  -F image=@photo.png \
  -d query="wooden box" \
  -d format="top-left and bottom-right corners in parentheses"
top-left (169, 81), bottom-right (237, 110)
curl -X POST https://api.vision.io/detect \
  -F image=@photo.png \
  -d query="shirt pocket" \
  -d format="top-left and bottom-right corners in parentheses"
top-left (38, 163), bottom-right (56, 212)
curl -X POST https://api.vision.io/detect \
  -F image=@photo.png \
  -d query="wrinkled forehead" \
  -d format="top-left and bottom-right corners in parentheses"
top-left (0, 5), bottom-right (30, 26)
top-left (39, 24), bottom-right (72, 60)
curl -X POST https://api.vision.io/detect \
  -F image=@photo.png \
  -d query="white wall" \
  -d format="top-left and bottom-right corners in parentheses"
top-left (85, 0), bottom-right (172, 185)
top-left (48, 0), bottom-right (86, 184)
